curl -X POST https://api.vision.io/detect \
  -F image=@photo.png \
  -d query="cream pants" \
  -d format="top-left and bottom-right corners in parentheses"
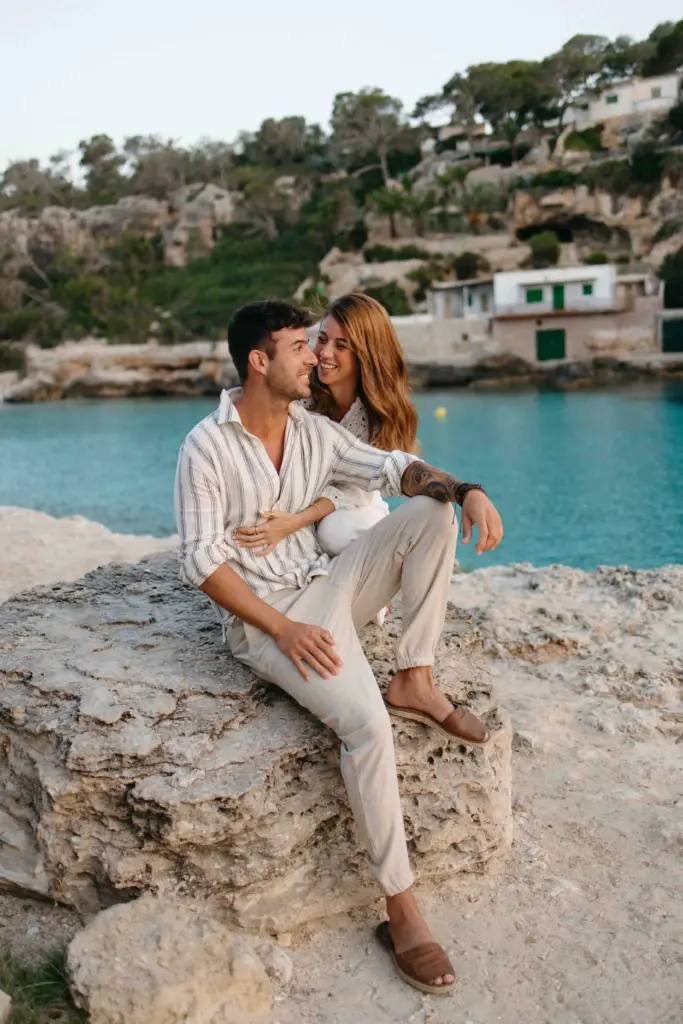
top-left (228, 496), bottom-right (457, 896)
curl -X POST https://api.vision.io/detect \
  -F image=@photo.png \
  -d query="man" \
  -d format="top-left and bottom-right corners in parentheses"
top-left (175, 299), bottom-right (503, 995)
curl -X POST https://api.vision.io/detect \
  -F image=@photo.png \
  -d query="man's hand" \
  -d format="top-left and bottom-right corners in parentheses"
top-left (274, 619), bottom-right (343, 681)
top-left (461, 490), bottom-right (504, 554)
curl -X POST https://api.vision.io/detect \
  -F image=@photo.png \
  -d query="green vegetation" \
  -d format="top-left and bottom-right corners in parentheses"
top-left (564, 127), bottom-right (604, 152)
top-left (363, 281), bottom-right (411, 316)
top-left (527, 231), bottom-right (561, 269)
top-left (529, 169), bottom-right (579, 189)
top-left (0, 950), bottom-right (85, 1023)
top-left (652, 218), bottom-right (683, 245)
top-left (583, 252), bottom-right (609, 265)
top-left (452, 251), bottom-right (491, 280)
top-left (1, 17), bottom-right (681, 342)
top-left (659, 244), bottom-right (683, 308)
top-left (363, 243), bottom-right (432, 263)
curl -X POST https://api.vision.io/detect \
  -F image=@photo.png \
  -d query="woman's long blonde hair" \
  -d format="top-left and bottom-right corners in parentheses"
top-left (309, 293), bottom-right (418, 452)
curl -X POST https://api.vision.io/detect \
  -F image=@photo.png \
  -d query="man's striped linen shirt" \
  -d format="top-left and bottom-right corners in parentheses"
top-left (174, 388), bottom-right (417, 599)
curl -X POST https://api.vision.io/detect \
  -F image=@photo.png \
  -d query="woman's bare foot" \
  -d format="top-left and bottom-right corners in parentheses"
top-left (386, 889), bottom-right (454, 987)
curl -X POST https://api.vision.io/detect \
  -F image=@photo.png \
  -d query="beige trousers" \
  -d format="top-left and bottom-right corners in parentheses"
top-left (228, 496), bottom-right (457, 896)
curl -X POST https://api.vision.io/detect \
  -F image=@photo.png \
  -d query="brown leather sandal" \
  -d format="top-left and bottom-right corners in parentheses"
top-left (384, 699), bottom-right (490, 745)
top-left (376, 921), bottom-right (456, 996)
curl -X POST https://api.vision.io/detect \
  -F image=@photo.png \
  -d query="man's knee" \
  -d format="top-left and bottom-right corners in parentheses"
top-left (334, 696), bottom-right (393, 748)
top-left (404, 494), bottom-right (455, 531)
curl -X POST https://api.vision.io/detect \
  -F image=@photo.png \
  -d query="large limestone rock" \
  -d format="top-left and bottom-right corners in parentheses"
top-left (0, 185), bottom-right (236, 273)
top-left (0, 554), bottom-right (511, 931)
top-left (67, 895), bottom-right (274, 1024)
top-left (4, 339), bottom-right (238, 402)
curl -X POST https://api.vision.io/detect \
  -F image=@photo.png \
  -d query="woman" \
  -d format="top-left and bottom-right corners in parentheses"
top-left (234, 293), bottom-right (418, 571)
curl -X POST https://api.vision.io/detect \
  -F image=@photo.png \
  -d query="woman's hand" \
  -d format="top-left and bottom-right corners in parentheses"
top-left (234, 510), bottom-right (303, 557)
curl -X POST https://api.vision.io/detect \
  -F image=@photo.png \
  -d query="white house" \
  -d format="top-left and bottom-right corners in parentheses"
top-left (567, 73), bottom-right (682, 130)
top-left (493, 265), bottom-right (617, 316)
top-left (427, 277), bottom-right (494, 319)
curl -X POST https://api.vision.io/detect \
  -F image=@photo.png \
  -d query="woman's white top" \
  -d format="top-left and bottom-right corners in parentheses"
top-left (303, 397), bottom-right (389, 513)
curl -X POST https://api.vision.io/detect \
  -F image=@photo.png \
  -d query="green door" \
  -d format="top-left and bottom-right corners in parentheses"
top-left (662, 319), bottom-right (683, 353)
top-left (552, 284), bottom-right (565, 311)
top-left (536, 328), bottom-right (566, 361)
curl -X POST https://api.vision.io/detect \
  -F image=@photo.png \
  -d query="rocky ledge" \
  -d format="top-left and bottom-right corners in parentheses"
top-left (0, 555), bottom-right (511, 932)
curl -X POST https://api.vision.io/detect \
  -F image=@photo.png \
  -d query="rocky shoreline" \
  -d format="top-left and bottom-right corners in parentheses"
top-left (2, 339), bottom-right (683, 403)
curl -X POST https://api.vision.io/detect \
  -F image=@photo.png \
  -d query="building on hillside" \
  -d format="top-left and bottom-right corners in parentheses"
top-left (492, 265), bottom-right (662, 362)
top-left (426, 278), bottom-right (494, 320)
top-left (566, 73), bottom-right (682, 131)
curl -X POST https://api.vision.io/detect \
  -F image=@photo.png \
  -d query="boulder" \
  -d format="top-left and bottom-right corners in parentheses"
top-left (67, 895), bottom-right (274, 1024)
top-left (0, 554), bottom-right (512, 931)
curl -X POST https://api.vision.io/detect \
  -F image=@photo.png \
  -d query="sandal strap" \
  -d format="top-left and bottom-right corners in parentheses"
top-left (395, 942), bottom-right (455, 984)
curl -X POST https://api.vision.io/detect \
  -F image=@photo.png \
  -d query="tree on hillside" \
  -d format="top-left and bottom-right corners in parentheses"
top-left (124, 136), bottom-right (191, 197)
top-left (240, 117), bottom-right (325, 166)
top-left (543, 35), bottom-right (609, 126)
top-left (642, 19), bottom-right (683, 75)
top-left (367, 185), bottom-right (410, 239)
top-left (0, 156), bottom-right (74, 211)
top-left (466, 60), bottom-right (554, 154)
top-left (79, 134), bottom-right (126, 204)
top-left (415, 72), bottom-right (481, 153)
top-left (598, 35), bottom-right (656, 83)
top-left (330, 89), bottom-right (414, 186)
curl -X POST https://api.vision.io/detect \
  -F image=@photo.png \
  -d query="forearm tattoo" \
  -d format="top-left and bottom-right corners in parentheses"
top-left (401, 462), bottom-right (487, 507)
top-left (401, 462), bottom-right (462, 503)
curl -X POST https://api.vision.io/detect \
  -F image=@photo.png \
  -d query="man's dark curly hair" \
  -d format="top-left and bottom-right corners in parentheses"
top-left (227, 299), bottom-right (315, 382)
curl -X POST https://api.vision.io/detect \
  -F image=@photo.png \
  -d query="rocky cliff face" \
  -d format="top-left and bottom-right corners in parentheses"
top-left (3, 339), bottom-right (238, 402)
top-left (0, 184), bottom-right (236, 272)
top-left (0, 555), bottom-right (512, 932)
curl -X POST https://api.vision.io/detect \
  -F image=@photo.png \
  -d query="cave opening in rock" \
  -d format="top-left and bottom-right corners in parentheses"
top-left (516, 218), bottom-right (632, 254)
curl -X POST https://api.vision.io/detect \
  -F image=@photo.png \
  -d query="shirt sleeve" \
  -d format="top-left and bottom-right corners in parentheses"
top-left (323, 421), bottom-right (419, 497)
top-left (174, 437), bottom-right (231, 587)
top-left (318, 482), bottom-right (363, 512)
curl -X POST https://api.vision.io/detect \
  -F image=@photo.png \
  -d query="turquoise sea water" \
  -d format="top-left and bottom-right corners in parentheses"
top-left (1, 386), bottom-right (682, 571)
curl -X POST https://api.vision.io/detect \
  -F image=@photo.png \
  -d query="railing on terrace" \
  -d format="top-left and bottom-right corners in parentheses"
top-left (495, 296), bottom-right (621, 317)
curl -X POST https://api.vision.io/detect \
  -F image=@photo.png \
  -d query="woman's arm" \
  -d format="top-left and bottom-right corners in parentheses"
top-left (233, 497), bottom-right (336, 556)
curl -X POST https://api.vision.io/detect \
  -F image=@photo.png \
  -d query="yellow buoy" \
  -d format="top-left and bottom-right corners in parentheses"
top-left (434, 406), bottom-right (447, 420)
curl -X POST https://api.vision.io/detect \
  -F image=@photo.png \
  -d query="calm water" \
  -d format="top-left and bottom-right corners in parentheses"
top-left (1, 386), bottom-right (683, 571)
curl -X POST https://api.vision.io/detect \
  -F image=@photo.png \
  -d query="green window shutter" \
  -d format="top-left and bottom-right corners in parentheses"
top-left (582, 283), bottom-right (593, 296)
top-left (606, 95), bottom-right (619, 105)
top-left (651, 86), bottom-right (661, 99)
top-left (536, 329), bottom-right (566, 361)
top-left (526, 288), bottom-right (544, 303)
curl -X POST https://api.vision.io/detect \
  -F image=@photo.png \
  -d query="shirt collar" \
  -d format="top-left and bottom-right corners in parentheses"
top-left (217, 388), bottom-right (306, 427)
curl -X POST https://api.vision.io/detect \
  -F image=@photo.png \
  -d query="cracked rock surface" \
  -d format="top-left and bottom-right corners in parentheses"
top-left (0, 554), bottom-right (511, 931)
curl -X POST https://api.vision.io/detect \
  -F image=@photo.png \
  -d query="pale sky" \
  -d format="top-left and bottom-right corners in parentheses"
top-left (1, 0), bottom-right (681, 168)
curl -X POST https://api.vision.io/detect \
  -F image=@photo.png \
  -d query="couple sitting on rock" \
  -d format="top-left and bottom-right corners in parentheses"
top-left (175, 293), bottom-right (504, 995)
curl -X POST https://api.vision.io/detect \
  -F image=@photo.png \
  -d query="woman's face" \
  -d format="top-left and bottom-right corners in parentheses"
top-left (315, 316), bottom-right (358, 390)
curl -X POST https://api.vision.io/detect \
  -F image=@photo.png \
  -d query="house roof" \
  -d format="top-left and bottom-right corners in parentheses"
top-left (429, 277), bottom-right (494, 291)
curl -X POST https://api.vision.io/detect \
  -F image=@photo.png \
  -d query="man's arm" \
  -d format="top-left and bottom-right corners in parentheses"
top-left (402, 461), bottom-right (504, 554)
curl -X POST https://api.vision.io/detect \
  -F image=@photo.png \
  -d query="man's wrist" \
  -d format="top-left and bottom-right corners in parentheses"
top-left (454, 482), bottom-right (487, 506)
top-left (266, 610), bottom-right (291, 641)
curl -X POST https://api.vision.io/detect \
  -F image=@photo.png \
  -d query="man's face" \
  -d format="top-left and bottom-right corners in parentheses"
top-left (264, 327), bottom-right (317, 400)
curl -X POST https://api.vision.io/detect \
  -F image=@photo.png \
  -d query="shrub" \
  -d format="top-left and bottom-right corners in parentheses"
top-left (668, 103), bottom-right (683, 134)
top-left (528, 230), bottom-right (560, 269)
top-left (579, 159), bottom-right (632, 195)
top-left (406, 259), bottom-right (449, 302)
top-left (529, 169), bottom-right (578, 189)
top-left (451, 251), bottom-right (490, 281)
top-left (363, 281), bottom-right (411, 316)
top-left (363, 243), bottom-right (431, 263)
top-left (659, 243), bottom-right (683, 309)
top-left (564, 127), bottom-right (603, 153)
top-left (0, 340), bottom-right (26, 371)
top-left (652, 219), bottom-right (683, 246)
top-left (616, 254), bottom-right (631, 265)
top-left (583, 252), bottom-right (608, 265)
